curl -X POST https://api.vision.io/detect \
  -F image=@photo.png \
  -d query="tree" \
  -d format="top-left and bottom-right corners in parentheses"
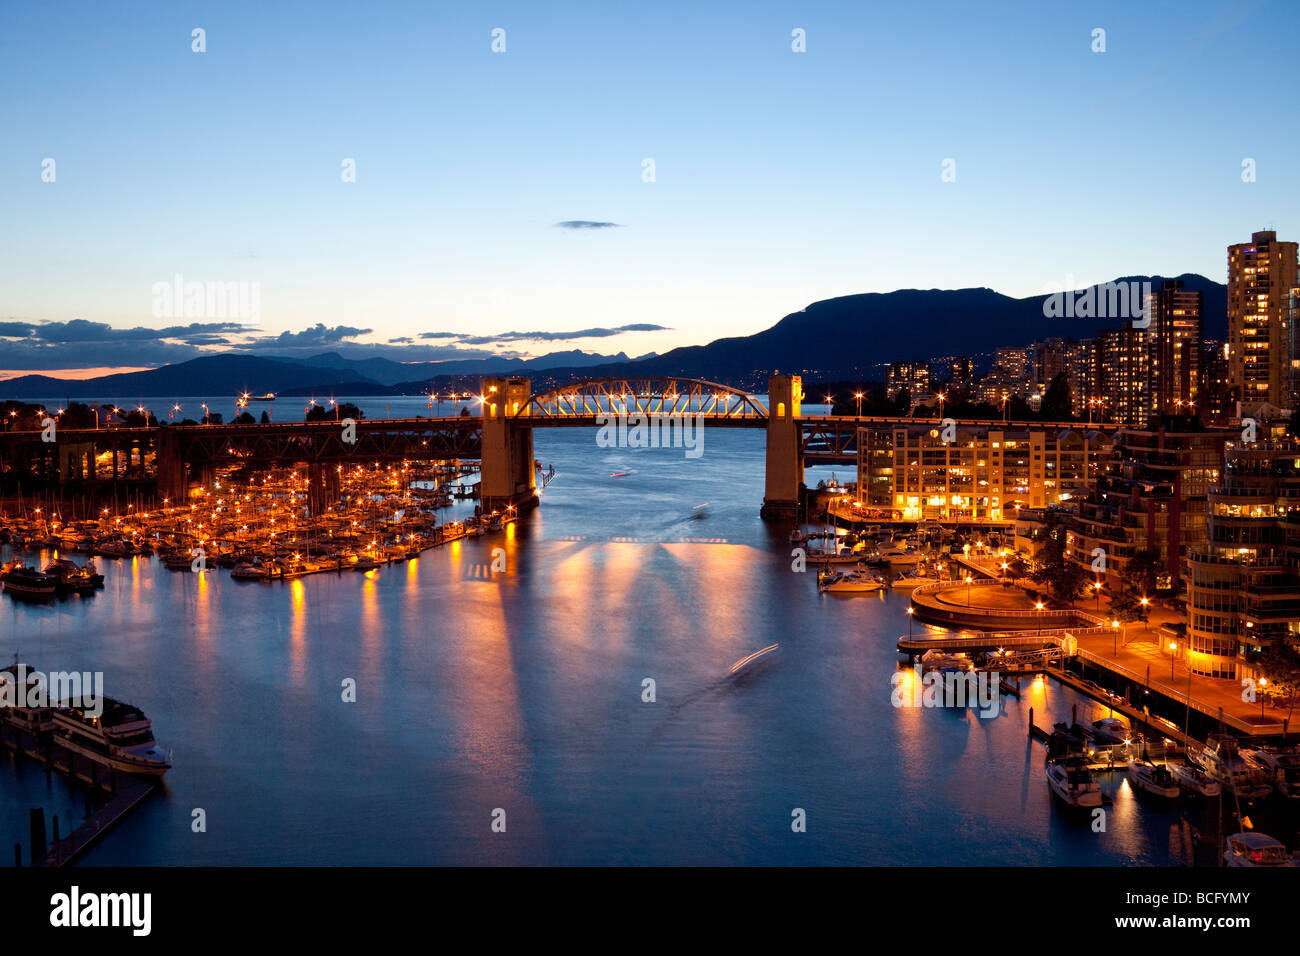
top-left (1030, 523), bottom-right (1088, 605)
top-left (1041, 372), bottom-right (1072, 420)
top-left (305, 402), bottom-right (363, 422)
top-left (60, 402), bottom-right (97, 428)
top-left (1122, 548), bottom-right (1161, 597)
top-left (234, 411), bottom-right (256, 425)
top-left (260, 411), bottom-right (270, 424)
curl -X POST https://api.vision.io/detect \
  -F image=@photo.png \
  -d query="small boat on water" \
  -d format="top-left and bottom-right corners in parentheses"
top-left (1127, 758), bottom-right (1180, 799)
top-left (0, 661), bottom-right (55, 737)
top-left (1223, 832), bottom-right (1294, 867)
top-left (231, 561), bottom-right (271, 581)
top-left (1166, 759), bottom-right (1221, 797)
top-left (1242, 745), bottom-right (1300, 799)
top-left (43, 558), bottom-right (104, 593)
top-left (817, 567), bottom-right (885, 593)
top-left (919, 649), bottom-right (974, 673)
top-left (52, 698), bottom-right (170, 778)
top-left (2, 565), bottom-right (58, 600)
top-left (352, 554), bottom-right (381, 571)
top-left (1188, 734), bottom-right (1273, 799)
top-left (1091, 716), bottom-right (1130, 745)
top-left (1046, 754), bottom-right (1103, 808)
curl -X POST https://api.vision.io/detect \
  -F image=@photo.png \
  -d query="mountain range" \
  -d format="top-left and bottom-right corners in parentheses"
top-left (0, 274), bottom-right (1227, 399)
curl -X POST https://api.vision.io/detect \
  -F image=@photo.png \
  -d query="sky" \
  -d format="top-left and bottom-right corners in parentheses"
top-left (2, 0), bottom-right (1299, 374)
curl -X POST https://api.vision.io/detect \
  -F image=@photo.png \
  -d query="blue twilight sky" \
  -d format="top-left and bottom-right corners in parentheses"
top-left (1, 0), bottom-right (1298, 372)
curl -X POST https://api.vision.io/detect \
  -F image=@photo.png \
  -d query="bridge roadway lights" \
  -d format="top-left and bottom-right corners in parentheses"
top-left (479, 377), bottom-right (539, 514)
top-left (761, 373), bottom-right (803, 521)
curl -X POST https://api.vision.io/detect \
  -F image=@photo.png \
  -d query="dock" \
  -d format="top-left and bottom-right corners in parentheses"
top-left (33, 777), bottom-right (155, 867)
top-left (2, 723), bottom-right (162, 867)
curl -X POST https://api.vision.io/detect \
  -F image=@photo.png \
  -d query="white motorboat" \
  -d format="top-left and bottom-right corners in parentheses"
top-left (817, 568), bottom-right (885, 593)
top-left (1046, 754), bottom-right (1103, 808)
top-left (1242, 745), bottom-right (1300, 799)
top-left (1188, 735), bottom-right (1273, 799)
top-left (1166, 759), bottom-right (1221, 797)
top-left (877, 544), bottom-right (923, 567)
top-left (919, 649), bottom-right (974, 673)
top-left (1091, 717), bottom-right (1130, 745)
top-left (1223, 832), bottom-right (1294, 867)
top-left (1127, 758), bottom-right (1180, 798)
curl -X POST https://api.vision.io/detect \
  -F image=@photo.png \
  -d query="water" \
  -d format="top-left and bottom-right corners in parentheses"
top-left (1, 397), bottom-right (1285, 865)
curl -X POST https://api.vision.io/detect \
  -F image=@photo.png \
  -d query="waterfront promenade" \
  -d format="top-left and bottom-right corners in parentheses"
top-left (908, 560), bottom-right (1293, 737)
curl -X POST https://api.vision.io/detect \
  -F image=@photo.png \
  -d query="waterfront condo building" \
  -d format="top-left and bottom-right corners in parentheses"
top-left (1147, 279), bottom-right (1203, 418)
top-left (1183, 442), bottom-right (1300, 679)
top-left (1068, 423), bottom-right (1228, 592)
top-left (855, 423), bottom-right (1114, 522)
top-left (1227, 230), bottom-right (1299, 409)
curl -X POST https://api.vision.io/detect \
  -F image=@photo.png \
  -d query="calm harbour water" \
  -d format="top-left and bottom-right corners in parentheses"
top-left (0, 396), bottom-right (1262, 865)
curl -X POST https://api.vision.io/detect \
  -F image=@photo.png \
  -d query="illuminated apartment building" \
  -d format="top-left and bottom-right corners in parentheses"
top-left (886, 361), bottom-right (932, 400)
top-left (855, 423), bottom-right (1114, 522)
top-left (1227, 230), bottom-right (1299, 409)
top-left (1147, 279), bottom-right (1202, 417)
top-left (1200, 339), bottom-right (1231, 425)
top-left (1095, 327), bottom-right (1151, 427)
top-left (1184, 443), bottom-right (1300, 679)
top-left (1069, 425), bottom-right (1227, 592)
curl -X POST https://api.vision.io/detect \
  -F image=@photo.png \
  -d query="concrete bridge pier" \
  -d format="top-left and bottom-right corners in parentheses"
top-left (480, 377), bottom-right (539, 514)
top-left (307, 463), bottom-right (342, 515)
top-left (56, 442), bottom-right (96, 483)
top-left (155, 429), bottom-right (188, 504)
top-left (761, 374), bottom-right (803, 521)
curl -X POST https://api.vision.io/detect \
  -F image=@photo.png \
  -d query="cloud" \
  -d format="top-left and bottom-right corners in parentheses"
top-left (555, 220), bottom-right (621, 230)
top-left (243, 323), bottom-right (372, 350)
top-left (419, 323), bottom-right (669, 346)
top-left (0, 317), bottom-right (665, 374)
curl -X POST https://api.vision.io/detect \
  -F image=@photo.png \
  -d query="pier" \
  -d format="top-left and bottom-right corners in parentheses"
top-left (2, 723), bottom-right (160, 867)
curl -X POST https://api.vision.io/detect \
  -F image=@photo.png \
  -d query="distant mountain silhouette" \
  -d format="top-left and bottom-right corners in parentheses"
top-left (496, 274), bottom-right (1227, 390)
top-left (0, 275), bottom-right (1225, 398)
top-left (0, 354), bottom-right (377, 400)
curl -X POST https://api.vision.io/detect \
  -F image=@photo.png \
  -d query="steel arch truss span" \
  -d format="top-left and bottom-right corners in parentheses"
top-left (522, 378), bottom-right (767, 421)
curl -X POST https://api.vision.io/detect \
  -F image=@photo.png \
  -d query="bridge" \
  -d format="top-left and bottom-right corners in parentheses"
top-left (0, 375), bottom-right (1121, 519)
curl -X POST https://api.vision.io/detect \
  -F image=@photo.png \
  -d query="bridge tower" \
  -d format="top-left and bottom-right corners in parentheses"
top-left (479, 377), bottom-right (539, 514)
top-left (761, 374), bottom-right (803, 520)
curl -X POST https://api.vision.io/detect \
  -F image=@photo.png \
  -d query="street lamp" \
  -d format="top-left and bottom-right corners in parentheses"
top-left (965, 574), bottom-right (973, 605)
top-left (906, 605), bottom-right (914, 638)
top-left (937, 392), bottom-right (946, 417)
top-left (1168, 642), bottom-right (1177, 680)
top-left (1093, 580), bottom-right (1103, 612)
top-left (1140, 596), bottom-right (1150, 632)
top-left (1259, 677), bottom-right (1268, 718)
top-left (1035, 600), bottom-right (1044, 636)
top-left (1112, 619), bottom-right (1120, 655)
top-left (854, 392), bottom-right (863, 417)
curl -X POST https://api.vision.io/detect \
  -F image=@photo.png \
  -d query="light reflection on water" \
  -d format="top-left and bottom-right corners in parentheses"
top-left (0, 420), bottom-right (1289, 865)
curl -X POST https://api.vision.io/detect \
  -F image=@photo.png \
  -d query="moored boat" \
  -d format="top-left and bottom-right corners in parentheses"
top-left (1188, 734), bottom-right (1273, 799)
top-left (1166, 759), bottom-right (1221, 797)
top-left (1223, 832), bottom-right (1294, 867)
top-left (817, 567), bottom-right (885, 593)
top-left (52, 698), bottom-right (170, 778)
top-left (1046, 754), bottom-right (1103, 808)
top-left (1127, 758), bottom-right (1181, 799)
top-left (2, 565), bottom-right (58, 600)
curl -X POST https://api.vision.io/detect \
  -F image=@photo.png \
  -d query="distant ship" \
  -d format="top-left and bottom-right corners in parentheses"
top-left (237, 391), bottom-right (277, 407)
